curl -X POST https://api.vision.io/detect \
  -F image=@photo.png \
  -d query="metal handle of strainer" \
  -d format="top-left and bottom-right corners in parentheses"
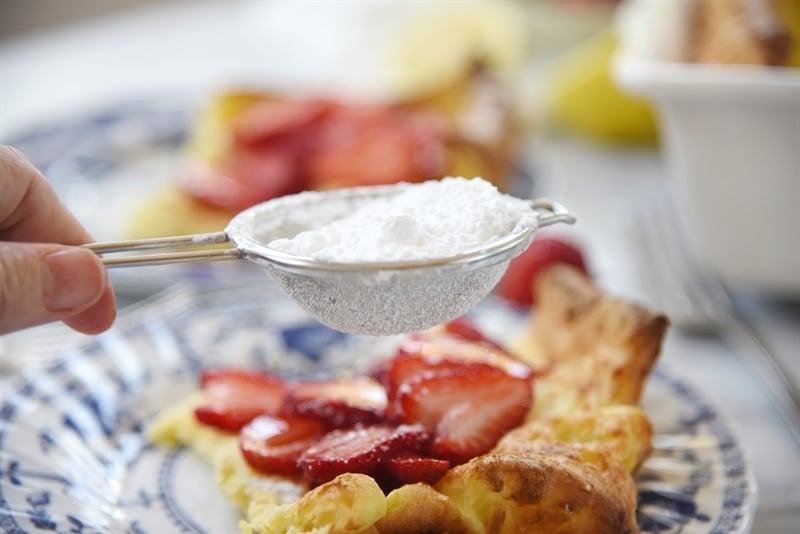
top-left (85, 231), bottom-right (240, 267)
top-left (531, 198), bottom-right (577, 228)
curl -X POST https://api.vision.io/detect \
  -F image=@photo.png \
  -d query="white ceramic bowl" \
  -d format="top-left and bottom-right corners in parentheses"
top-left (612, 0), bottom-right (800, 297)
top-left (614, 57), bottom-right (800, 297)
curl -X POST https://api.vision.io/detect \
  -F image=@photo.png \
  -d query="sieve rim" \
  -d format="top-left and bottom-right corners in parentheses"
top-left (225, 183), bottom-right (552, 274)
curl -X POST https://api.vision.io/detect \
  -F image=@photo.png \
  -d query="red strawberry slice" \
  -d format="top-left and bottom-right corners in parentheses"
top-left (177, 144), bottom-right (302, 211)
top-left (282, 377), bottom-right (387, 428)
top-left (231, 98), bottom-right (330, 146)
top-left (364, 357), bottom-right (394, 389)
top-left (306, 106), bottom-right (447, 190)
top-left (383, 454), bottom-right (451, 487)
top-left (395, 328), bottom-right (532, 382)
top-left (194, 369), bottom-right (285, 432)
top-left (396, 365), bottom-right (532, 465)
top-left (239, 414), bottom-right (325, 476)
top-left (298, 423), bottom-right (430, 486)
top-left (442, 317), bottom-right (504, 349)
top-left (383, 354), bottom-right (471, 420)
top-left (383, 325), bottom-right (531, 419)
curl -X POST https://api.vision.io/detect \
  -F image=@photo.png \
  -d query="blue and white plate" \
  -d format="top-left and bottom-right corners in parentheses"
top-left (0, 286), bottom-right (755, 533)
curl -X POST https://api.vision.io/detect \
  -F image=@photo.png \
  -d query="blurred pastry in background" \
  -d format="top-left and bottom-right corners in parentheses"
top-left (688, 0), bottom-right (798, 67)
top-left (127, 0), bottom-right (529, 240)
top-left (128, 68), bottom-right (521, 240)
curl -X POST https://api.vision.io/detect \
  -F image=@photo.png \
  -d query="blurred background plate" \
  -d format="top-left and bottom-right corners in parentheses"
top-left (0, 286), bottom-right (755, 533)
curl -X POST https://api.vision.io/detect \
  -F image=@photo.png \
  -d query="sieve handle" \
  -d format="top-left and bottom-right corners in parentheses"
top-left (84, 231), bottom-right (243, 267)
top-left (532, 199), bottom-right (576, 228)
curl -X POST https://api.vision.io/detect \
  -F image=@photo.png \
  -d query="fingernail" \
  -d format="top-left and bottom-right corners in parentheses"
top-left (43, 248), bottom-right (104, 312)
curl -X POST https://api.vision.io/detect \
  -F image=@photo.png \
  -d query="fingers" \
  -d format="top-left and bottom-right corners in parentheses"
top-left (0, 145), bottom-right (94, 245)
top-left (1, 145), bottom-right (117, 334)
top-left (0, 242), bottom-right (116, 335)
top-left (62, 284), bottom-right (117, 334)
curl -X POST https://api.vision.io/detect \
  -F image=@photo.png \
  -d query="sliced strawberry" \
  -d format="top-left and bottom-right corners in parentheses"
top-left (194, 369), bottom-right (285, 432)
top-left (239, 414), bottom-right (325, 476)
top-left (364, 357), bottom-right (394, 389)
top-left (442, 317), bottom-right (504, 350)
top-left (382, 355), bottom-right (466, 420)
top-left (395, 328), bottom-right (531, 381)
top-left (177, 144), bottom-right (302, 211)
top-left (282, 377), bottom-right (387, 428)
top-left (230, 98), bottom-right (330, 146)
top-left (396, 365), bottom-right (532, 465)
top-left (383, 454), bottom-right (450, 487)
top-left (306, 106), bottom-right (447, 190)
top-left (382, 325), bottom-right (530, 420)
top-left (298, 423), bottom-right (430, 486)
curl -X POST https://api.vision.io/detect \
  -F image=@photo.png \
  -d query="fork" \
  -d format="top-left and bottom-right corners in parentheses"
top-left (636, 195), bottom-right (800, 445)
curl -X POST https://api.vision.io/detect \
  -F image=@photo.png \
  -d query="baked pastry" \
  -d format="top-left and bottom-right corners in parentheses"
top-left (687, 0), bottom-right (796, 66)
top-left (514, 264), bottom-right (668, 420)
top-left (127, 66), bottom-right (520, 241)
top-left (148, 265), bottom-right (668, 533)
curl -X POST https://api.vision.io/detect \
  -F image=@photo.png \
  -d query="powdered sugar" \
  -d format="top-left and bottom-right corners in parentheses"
top-left (268, 177), bottom-right (535, 262)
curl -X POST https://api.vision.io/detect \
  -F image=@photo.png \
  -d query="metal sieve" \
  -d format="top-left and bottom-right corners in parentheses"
top-left (87, 184), bottom-right (575, 335)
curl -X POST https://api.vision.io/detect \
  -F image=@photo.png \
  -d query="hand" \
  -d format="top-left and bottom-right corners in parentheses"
top-left (0, 145), bottom-right (116, 334)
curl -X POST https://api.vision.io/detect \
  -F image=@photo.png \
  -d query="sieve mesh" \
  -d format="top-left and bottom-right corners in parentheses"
top-left (265, 260), bottom-right (511, 335)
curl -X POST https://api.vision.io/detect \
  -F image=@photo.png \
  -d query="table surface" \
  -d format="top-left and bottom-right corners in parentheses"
top-left (1, 2), bottom-right (798, 532)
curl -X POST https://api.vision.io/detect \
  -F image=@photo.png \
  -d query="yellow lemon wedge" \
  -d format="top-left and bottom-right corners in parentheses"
top-left (544, 29), bottom-right (658, 144)
top-left (776, 0), bottom-right (800, 68)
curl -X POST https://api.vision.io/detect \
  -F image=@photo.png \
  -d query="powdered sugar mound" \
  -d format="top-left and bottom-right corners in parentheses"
top-left (268, 177), bottom-right (534, 262)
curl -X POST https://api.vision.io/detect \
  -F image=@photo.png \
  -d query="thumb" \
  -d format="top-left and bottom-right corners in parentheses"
top-left (0, 243), bottom-right (107, 334)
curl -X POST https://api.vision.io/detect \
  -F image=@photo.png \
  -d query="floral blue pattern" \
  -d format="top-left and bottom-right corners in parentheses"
top-left (0, 285), bottom-right (755, 533)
